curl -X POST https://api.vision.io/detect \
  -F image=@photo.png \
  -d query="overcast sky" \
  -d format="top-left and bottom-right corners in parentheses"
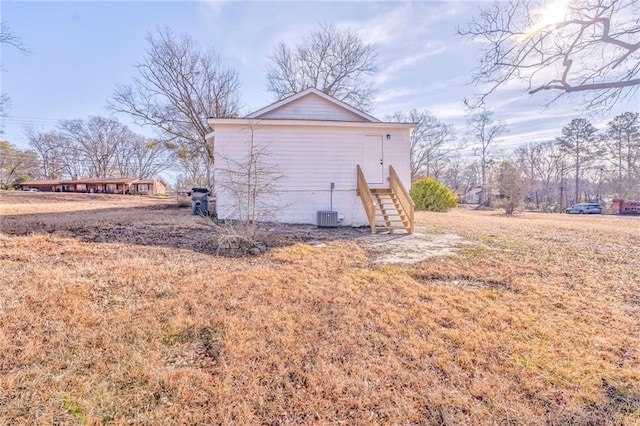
top-left (2, 0), bottom-right (638, 180)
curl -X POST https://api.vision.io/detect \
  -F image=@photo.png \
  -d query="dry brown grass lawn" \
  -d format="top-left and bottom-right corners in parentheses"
top-left (1, 193), bottom-right (639, 424)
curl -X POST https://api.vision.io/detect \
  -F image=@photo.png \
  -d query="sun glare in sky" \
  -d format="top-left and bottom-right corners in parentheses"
top-left (517, 0), bottom-right (570, 44)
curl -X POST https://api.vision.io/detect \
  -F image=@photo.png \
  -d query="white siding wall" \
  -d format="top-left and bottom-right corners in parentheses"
top-left (257, 93), bottom-right (366, 122)
top-left (214, 123), bottom-right (411, 226)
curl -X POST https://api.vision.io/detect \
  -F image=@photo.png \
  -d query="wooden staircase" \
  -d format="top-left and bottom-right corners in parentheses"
top-left (357, 165), bottom-right (415, 234)
top-left (370, 188), bottom-right (411, 233)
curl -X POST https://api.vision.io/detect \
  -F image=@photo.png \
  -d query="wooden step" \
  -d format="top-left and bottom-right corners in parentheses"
top-left (358, 180), bottom-right (412, 234)
top-left (371, 188), bottom-right (410, 233)
top-left (375, 227), bottom-right (410, 234)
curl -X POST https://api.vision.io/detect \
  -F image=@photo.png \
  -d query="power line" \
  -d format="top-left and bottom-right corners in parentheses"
top-left (2, 119), bottom-right (60, 127)
top-left (6, 115), bottom-right (62, 122)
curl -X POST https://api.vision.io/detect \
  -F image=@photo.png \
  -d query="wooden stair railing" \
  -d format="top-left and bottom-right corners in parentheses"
top-left (389, 165), bottom-right (415, 233)
top-left (357, 165), bottom-right (415, 234)
top-left (356, 165), bottom-right (377, 233)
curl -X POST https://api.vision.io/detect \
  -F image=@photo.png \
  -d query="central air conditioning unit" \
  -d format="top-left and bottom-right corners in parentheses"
top-left (317, 210), bottom-right (338, 228)
top-left (318, 182), bottom-right (339, 228)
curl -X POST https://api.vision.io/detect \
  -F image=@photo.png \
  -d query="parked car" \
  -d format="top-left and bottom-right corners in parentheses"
top-left (25, 188), bottom-right (40, 192)
top-left (566, 203), bottom-right (602, 214)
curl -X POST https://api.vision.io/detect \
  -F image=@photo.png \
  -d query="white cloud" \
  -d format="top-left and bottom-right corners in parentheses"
top-left (501, 127), bottom-right (560, 144)
top-left (374, 76), bottom-right (467, 105)
top-left (375, 86), bottom-right (420, 104)
top-left (425, 100), bottom-right (468, 120)
top-left (340, 4), bottom-right (416, 46)
top-left (502, 110), bottom-right (576, 127)
top-left (374, 41), bottom-right (449, 85)
top-left (201, 0), bottom-right (225, 21)
top-left (339, 2), bottom-right (462, 47)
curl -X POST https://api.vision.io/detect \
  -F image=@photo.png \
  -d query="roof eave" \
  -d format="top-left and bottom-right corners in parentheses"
top-left (207, 117), bottom-right (415, 129)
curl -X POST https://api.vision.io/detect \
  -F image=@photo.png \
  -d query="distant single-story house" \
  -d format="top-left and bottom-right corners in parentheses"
top-left (456, 186), bottom-right (483, 204)
top-left (207, 88), bottom-right (416, 233)
top-left (21, 177), bottom-right (167, 195)
top-left (456, 186), bottom-right (504, 205)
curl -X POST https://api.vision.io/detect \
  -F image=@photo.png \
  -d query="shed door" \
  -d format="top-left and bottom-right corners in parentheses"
top-left (363, 135), bottom-right (384, 184)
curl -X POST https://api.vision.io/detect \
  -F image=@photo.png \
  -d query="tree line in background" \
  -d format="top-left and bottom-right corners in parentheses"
top-left (438, 112), bottom-right (639, 212)
top-left (0, 117), bottom-right (171, 189)
top-left (383, 108), bottom-right (640, 213)
top-left (39, 117), bottom-right (164, 180)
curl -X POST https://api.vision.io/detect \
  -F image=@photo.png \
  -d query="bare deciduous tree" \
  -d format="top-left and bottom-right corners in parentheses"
top-left (27, 117), bottom-right (168, 180)
top-left (0, 94), bottom-right (10, 130)
top-left (467, 109), bottom-right (508, 207)
top-left (27, 128), bottom-right (90, 179)
top-left (603, 111), bottom-right (639, 197)
top-left (529, 142), bottom-right (564, 209)
top-left (388, 109), bottom-right (456, 181)
top-left (459, 0), bottom-right (640, 109)
top-left (556, 118), bottom-right (599, 203)
top-left (115, 134), bottom-right (170, 179)
top-left (266, 23), bottom-right (377, 111)
top-left (514, 142), bottom-right (545, 207)
top-left (213, 122), bottom-right (283, 249)
top-left (1, 21), bottom-right (29, 133)
top-left (112, 27), bottom-right (241, 187)
top-left (58, 142), bottom-right (91, 180)
top-left (25, 126), bottom-right (66, 179)
top-left (169, 142), bottom-right (209, 188)
top-left (0, 21), bottom-right (27, 52)
top-left (439, 154), bottom-right (466, 195)
top-left (59, 116), bottom-right (131, 178)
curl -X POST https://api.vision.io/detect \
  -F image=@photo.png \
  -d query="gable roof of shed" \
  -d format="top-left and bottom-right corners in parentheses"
top-left (246, 87), bottom-right (381, 123)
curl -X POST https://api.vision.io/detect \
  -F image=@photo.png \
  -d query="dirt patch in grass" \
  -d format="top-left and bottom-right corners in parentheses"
top-left (1, 194), bottom-right (474, 261)
top-left (356, 232), bottom-right (480, 264)
top-left (413, 274), bottom-right (517, 292)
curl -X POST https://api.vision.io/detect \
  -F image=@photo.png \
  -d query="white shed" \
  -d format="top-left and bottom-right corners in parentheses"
top-left (208, 88), bottom-right (415, 233)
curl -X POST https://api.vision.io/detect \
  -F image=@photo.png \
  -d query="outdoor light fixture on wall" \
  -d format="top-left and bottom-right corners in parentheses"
top-left (386, 134), bottom-right (391, 140)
